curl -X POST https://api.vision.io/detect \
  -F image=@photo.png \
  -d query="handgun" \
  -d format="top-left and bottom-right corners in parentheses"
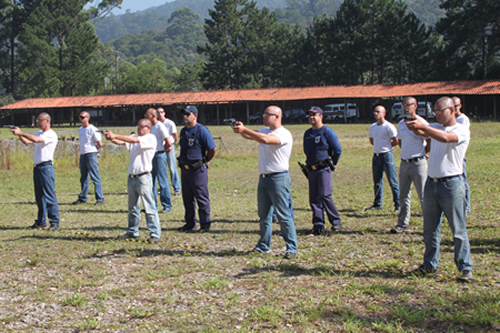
top-left (3, 125), bottom-right (17, 129)
top-left (297, 161), bottom-right (309, 179)
top-left (96, 129), bottom-right (109, 133)
top-left (223, 118), bottom-right (238, 127)
top-left (401, 114), bottom-right (416, 122)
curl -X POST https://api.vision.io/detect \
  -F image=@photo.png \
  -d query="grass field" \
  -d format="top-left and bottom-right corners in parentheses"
top-left (0, 122), bottom-right (499, 332)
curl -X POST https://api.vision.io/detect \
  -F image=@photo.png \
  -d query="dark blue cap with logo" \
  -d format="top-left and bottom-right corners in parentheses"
top-left (182, 105), bottom-right (198, 115)
top-left (308, 106), bottom-right (323, 115)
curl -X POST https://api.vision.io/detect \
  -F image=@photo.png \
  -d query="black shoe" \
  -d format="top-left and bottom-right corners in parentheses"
top-left (283, 252), bottom-right (297, 259)
top-left (365, 205), bottom-right (382, 211)
top-left (147, 237), bottom-right (160, 243)
top-left (48, 224), bottom-right (59, 231)
top-left (117, 233), bottom-right (139, 240)
top-left (306, 227), bottom-right (325, 236)
top-left (197, 228), bottom-right (210, 233)
top-left (332, 224), bottom-right (343, 232)
top-left (72, 199), bottom-right (85, 205)
top-left (409, 265), bottom-right (439, 277)
top-left (28, 223), bottom-right (47, 230)
top-left (177, 225), bottom-right (194, 232)
top-left (250, 248), bottom-right (270, 254)
top-left (94, 201), bottom-right (104, 206)
top-left (394, 205), bottom-right (400, 213)
top-left (390, 225), bottom-right (410, 233)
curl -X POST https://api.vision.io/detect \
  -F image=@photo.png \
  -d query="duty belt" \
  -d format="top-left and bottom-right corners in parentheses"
top-left (401, 155), bottom-right (425, 163)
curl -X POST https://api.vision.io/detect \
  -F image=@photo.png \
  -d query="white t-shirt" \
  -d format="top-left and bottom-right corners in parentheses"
top-left (125, 134), bottom-right (156, 175)
top-left (397, 115), bottom-right (429, 159)
top-left (369, 121), bottom-right (397, 154)
top-left (33, 129), bottom-right (58, 165)
top-left (456, 113), bottom-right (470, 129)
top-left (162, 118), bottom-right (177, 145)
top-left (79, 124), bottom-right (101, 154)
top-left (257, 126), bottom-right (293, 174)
top-left (428, 123), bottom-right (470, 178)
top-left (150, 122), bottom-right (170, 152)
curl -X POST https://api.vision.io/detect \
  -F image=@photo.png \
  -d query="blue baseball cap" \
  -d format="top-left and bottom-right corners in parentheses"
top-left (308, 106), bottom-right (323, 115)
top-left (182, 105), bottom-right (198, 115)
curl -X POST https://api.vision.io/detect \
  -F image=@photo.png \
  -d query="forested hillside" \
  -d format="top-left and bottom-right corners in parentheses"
top-left (95, 0), bottom-right (443, 42)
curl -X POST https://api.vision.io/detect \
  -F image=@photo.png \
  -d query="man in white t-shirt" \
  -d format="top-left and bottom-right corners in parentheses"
top-left (104, 119), bottom-right (161, 243)
top-left (11, 113), bottom-right (60, 230)
top-left (145, 108), bottom-right (172, 214)
top-left (406, 96), bottom-right (473, 281)
top-left (158, 107), bottom-right (181, 195)
top-left (391, 97), bottom-right (430, 233)
top-left (452, 96), bottom-right (471, 215)
top-left (367, 105), bottom-right (400, 212)
top-left (73, 111), bottom-right (104, 206)
top-left (232, 105), bottom-right (297, 259)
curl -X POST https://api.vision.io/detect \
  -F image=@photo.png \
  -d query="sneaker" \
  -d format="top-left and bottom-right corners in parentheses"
top-left (94, 201), bottom-right (104, 206)
top-left (48, 224), bottom-right (59, 231)
top-left (394, 205), bottom-right (400, 213)
top-left (409, 265), bottom-right (438, 277)
top-left (177, 225), bottom-right (194, 232)
top-left (147, 237), bottom-right (160, 243)
top-left (365, 205), bottom-right (382, 211)
top-left (390, 225), bottom-right (410, 234)
top-left (28, 223), bottom-right (47, 230)
top-left (458, 270), bottom-right (473, 282)
top-left (283, 252), bottom-right (297, 259)
top-left (161, 208), bottom-right (172, 214)
top-left (306, 227), bottom-right (325, 236)
top-left (72, 199), bottom-right (85, 205)
top-left (250, 248), bottom-right (270, 254)
top-left (117, 233), bottom-right (139, 240)
top-left (197, 228), bottom-right (210, 233)
top-left (332, 224), bottom-right (343, 232)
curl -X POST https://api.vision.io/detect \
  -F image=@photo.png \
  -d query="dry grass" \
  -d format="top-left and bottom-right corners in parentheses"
top-left (0, 122), bottom-right (498, 332)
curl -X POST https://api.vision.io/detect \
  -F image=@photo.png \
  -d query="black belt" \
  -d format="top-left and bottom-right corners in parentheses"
top-left (401, 155), bottom-right (425, 163)
top-left (374, 152), bottom-right (388, 157)
top-left (155, 151), bottom-right (165, 155)
top-left (428, 175), bottom-right (461, 183)
top-left (81, 152), bottom-right (97, 156)
top-left (179, 160), bottom-right (205, 170)
top-left (129, 172), bottom-right (149, 178)
top-left (260, 171), bottom-right (287, 178)
top-left (34, 161), bottom-right (52, 167)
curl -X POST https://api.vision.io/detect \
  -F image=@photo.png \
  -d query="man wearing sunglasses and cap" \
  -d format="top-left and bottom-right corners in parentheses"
top-left (177, 105), bottom-right (217, 233)
top-left (73, 111), bottom-right (105, 206)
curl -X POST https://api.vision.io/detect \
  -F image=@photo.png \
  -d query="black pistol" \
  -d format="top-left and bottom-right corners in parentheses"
top-left (298, 161), bottom-right (309, 179)
top-left (3, 125), bottom-right (18, 129)
top-left (96, 129), bottom-right (109, 133)
top-left (223, 118), bottom-right (238, 127)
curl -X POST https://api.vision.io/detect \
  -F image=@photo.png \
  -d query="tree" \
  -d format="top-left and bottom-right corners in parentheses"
top-left (436, 0), bottom-right (500, 80)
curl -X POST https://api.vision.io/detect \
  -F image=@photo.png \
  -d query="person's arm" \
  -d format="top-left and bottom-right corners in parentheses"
top-left (95, 141), bottom-right (103, 149)
top-left (369, 137), bottom-right (374, 146)
top-left (172, 132), bottom-right (178, 144)
top-left (11, 128), bottom-right (44, 144)
top-left (105, 131), bottom-right (139, 145)
top-left (406, 120), bottom-right (458, 143)
top-left (205, 148), bottom-right (216, 163)
top-left (164, 137), bottom-right (172, 152)
top-left (233, 122), bottom-right (280, 145)
top-left (391, 136), bottom-right (399, 147)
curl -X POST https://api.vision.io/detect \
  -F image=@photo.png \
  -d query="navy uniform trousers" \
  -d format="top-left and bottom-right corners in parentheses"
top-left (308, 167), bottom-right (341, 228)
top-left (181, 166), bottom-right (211, 229)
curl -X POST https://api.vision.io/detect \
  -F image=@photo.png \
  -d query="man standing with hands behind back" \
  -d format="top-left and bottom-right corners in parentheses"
top-left (232, 105), bottom-right (297, 259)
top-left (10, 113), bottom-right (60, 230)
top-left (158, 107), bottom-right (181, 196)
top-left (73, 111), bottom-right (105, 206)
top-left (366, 105), bottom-right (400, 212)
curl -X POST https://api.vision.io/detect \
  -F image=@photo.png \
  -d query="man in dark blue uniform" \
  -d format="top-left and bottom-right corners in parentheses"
top-left (177, 106), bottom-right (216, 233)
top-left (303, 106), bottom-right (342, 235)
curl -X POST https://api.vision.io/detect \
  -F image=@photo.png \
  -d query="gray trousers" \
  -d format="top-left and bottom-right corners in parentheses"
top-left (397, 158), bottom-right (427, 228)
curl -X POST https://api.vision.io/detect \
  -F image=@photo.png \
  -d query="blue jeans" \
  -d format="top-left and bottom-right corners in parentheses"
top-left (152, 152), bottom-right (172, 210)
top-left (167, 146), bottom-right (181, 193)
top-left (463, 159), bottom-right (471, 215)
top-left (255, 172), bottom-right (297, 253)
top-left (127, 173), bottom-right (161, 238)
top-left (372, 152), bottom-right (400, 208)
top-left (78, 152), bottom-right (104, 203)
top-left (422, 176), bottom-right (473, 272)
top-left (33, 164), bottom-right (60, 226)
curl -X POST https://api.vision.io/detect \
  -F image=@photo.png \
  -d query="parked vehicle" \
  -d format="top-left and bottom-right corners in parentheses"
top-left (391, 101), bottom-right (434, 120)
top-left (323, 103), bottom-right (358, 122)
top-left (249, 112), bottom-right (261, 124)
top-left (284, 108), bottom-right (307, 123)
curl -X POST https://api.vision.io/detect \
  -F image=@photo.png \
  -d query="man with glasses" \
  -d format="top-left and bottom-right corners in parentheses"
top-left (177, 106), bottom-right (216, 233)
top-left (10, 113), bottom-right (60, 230)
top-left (452, 96), bottom-right (471, 215)
top-left (391, 97), bottom-right (430, 233)
top-left (145, 108), bottom-right (172, 214)
top-left (104, 119), bottom-right (161, 243)
top-left (366, 105), bottom-right (400, 212)
top-left (232, 105), bottom-right (298, 259)
top-left (406, 96), bottom-right (473, 281)
top-left (158, 107), bottom-right (181, 196)
top-left (73, 111), bottom-right (105, 206)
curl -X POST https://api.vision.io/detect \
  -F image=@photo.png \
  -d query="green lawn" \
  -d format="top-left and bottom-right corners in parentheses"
top-left (0, 122), bottom-right (498, 332)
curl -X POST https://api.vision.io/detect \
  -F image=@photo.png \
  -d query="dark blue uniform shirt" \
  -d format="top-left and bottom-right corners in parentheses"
top-left (303, 125), bottom-right (342, 166)
top-left (178, 123), bottom-right (216, 165)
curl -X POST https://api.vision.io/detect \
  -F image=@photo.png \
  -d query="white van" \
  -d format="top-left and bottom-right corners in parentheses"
top-left (324, 103), bottom-right (358, 122)
top-left (391, 101), bottom-right (434, 120)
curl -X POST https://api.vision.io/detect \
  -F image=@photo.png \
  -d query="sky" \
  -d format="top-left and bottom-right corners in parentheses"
top-left (88, 0), bottom-right (175, 15)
